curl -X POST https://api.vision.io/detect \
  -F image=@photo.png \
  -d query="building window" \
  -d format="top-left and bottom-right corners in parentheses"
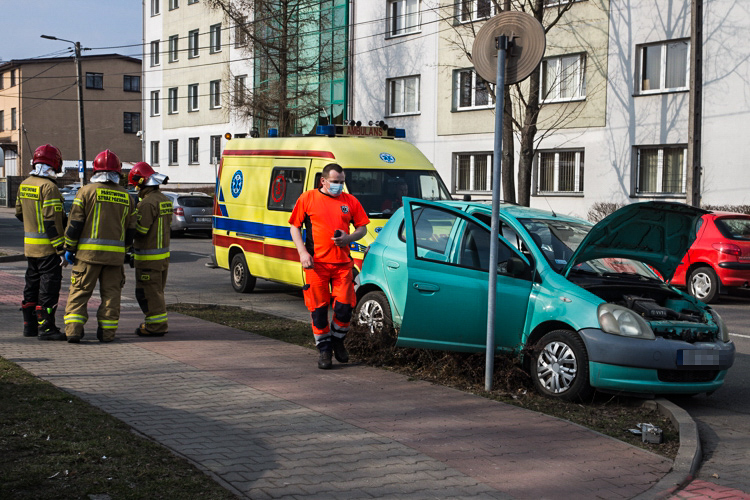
top-left (210, 135), bottom-right (222, 163)
top-left (151, 0), bottom-right (160, 15)
top-left (169, 35), bottom-right (179, 62)
top-left (234, 75), bottom-right (247, 106)
top-left (123, 75), bottom-right (141, 92)
top-left (454, 69), bottom-right (494, 110)
top-left (10, 69), bottom-right (16, 87)
top-left (169, 139), bottom-right (178, 165)
top-left (150, 40), bottom-right (160, 66)
top-left (188, 0), bottom-right (198, 4)
top-left (188, 29), bottom-right (200, 58)
top-left (537, 150), bottom-right (584, 194)
top-left (168, 87), bottom-right (178, 114)
top-left (188, 138), bottom-right (199, 164)
top-left (0, 72), bottom-right (4, 89)
top-left (544, 0), bottom-right (583, 6)
top-left (151, 141), bottom-right (160, 166)
top-left (635, 146), bottom-right (687, 195)
top-left (86, 73), bottom-right (103, 89)
top-left (11, 108), bottom-right (16, 129)
top-left (387, 76), bottom-right (420, 116)
top-left (151, 90), bottom-right (161, 116)
top-left (638, 40), bottom-right (689, 94)
top-left (209, 80), bottom-right (221, 109)
top-left (458, 0), bottom-right (498, 23)
top-left (188, 84), bottom-right (199, 111)
top-left (235, 16), bottom-right (248, 47)
top-left (169, 0), bottom-right (179, 10)
top-left (210, 24), bottom-right (222, 53)
top-left (454, 152), bottom-right (492, 193)
top-left (0, 110), bottom-right (4, 131)
top-left (388, 0), bottom-right (420, 37)
top-left (124, 112), bottom-right (141, 134)
top-left (541, 54), bottom-right (586, 102)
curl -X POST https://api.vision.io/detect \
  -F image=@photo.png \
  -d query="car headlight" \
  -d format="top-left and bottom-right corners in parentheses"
top-left (597, 303), bottom-right (655, 340)
top-left (710, 309), bottom-right (730, 342)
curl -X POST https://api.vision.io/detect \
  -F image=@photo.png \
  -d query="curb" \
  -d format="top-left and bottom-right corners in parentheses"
top-left (0, 253), bottom-right (25, 263)
top-left (634, 398), bottom-right (701, 500)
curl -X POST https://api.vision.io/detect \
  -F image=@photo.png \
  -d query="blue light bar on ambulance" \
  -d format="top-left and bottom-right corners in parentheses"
top-left (268, 128), bottom-right (279, 137)
top-left (315, 124), bottom-right (406, 139)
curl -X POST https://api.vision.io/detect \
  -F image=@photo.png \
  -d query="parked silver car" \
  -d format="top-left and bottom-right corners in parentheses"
top-left (162, 191), bottom-right (213, 235)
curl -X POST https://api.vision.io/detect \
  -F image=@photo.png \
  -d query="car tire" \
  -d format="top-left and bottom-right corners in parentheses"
top-left (530, 330), bottom-right (593, 402)
top-left (354, 291), bottom-right (396, 347)
top-left (688, 266), bottom-right (719, 303)
top-left (230, 253), bottom-right (256, 293)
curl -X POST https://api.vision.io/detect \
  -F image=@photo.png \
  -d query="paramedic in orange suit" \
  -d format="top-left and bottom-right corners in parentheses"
top-left (289, 163), bottom-right (369, 370)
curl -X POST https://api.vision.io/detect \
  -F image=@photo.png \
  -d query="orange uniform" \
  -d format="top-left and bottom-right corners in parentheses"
top-left (289, 189), bottom-right (369, 346)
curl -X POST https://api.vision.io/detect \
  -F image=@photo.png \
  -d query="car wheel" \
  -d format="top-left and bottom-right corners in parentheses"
top-left (230, 253), bottom-right (256, 293)
top-left (688, 266), bottom-right (719, 303)
top-left (531, 330), bottom-right (593, 402)
top-left (354, 291), bottom-right (396, 347)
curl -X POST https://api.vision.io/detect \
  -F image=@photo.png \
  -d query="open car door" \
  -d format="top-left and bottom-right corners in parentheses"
top-left (398, 199), bottom-right (534, 353)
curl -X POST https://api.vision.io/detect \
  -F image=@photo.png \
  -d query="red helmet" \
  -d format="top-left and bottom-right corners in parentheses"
top-left (128, 161), bottom-right (156, 187)
top-left (33, 144), bottom-right (63, 173)
top-left (92, 150), bottom-right (122, 173)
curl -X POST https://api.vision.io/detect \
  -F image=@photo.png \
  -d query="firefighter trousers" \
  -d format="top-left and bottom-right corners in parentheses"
top-left (135, 267), bottom-right (168, 334)
top-left (64, 261), bottom-right (125, 341)
top-left (23, 254), bottom-right (63, 308)
top-left (302, 261), bottom-right (355, 350)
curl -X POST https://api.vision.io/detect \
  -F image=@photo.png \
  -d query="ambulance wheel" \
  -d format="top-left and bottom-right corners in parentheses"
top-left (230, 253), bottom-right (256, 293)
top-left (354, 291), bottom-right (396, 348)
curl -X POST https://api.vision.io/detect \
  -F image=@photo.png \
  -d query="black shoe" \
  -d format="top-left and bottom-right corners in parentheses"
top-left (67, 336), bottom-right (81, 344)
top-left (97, 327), bottom-right (116, 343)
top-left (332, 337), bottom-right (349, 363)
top-left (39, 328), bottom-right (66, 341)
top-left (318, 350), bottom-right (333, 370)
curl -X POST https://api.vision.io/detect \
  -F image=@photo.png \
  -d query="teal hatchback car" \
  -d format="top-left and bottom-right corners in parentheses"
top-left (354, 199), bottom-right (735, 401)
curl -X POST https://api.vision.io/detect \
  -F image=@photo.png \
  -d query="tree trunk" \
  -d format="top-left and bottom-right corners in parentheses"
top-left (501, 84), bottom-right (515, 203)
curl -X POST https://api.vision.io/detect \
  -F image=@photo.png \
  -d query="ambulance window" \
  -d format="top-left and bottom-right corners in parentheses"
top-left (268, 167), bottom-right (306, 211)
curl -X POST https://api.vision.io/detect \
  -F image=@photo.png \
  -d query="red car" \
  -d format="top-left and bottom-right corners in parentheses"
top-left (671, 211), bottom-right (750, 303)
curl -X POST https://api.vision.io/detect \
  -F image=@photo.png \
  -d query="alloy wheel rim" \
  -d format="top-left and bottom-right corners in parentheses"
top-left (358, 299), bottom-right (384, 335)
top-left (536, 341), bottom-right (577, 393)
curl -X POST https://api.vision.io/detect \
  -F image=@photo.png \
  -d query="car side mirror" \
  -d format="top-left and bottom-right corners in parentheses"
top-left (505, 256), bottom-right (530, 279)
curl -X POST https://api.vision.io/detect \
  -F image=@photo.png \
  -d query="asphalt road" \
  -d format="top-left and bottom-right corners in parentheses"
top-left (2, 207), bottom-right (749, 490)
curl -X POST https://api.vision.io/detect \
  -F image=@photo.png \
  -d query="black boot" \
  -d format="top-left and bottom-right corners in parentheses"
top-left (38, 306), bottom-right (66, 341)
top-left (318, 348), bottom-right (333, 370)
top-left (22, 302), bottom-right (38, 337)
top-left (332, 336), bottom-right (349, 363)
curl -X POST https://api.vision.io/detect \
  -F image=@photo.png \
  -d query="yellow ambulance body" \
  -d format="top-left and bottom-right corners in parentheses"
top-left (213, 125), bottom-right (452, 292)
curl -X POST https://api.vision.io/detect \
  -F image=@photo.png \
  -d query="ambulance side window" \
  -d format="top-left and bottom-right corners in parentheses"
top-left (268, 167), bottom-right (306, 211)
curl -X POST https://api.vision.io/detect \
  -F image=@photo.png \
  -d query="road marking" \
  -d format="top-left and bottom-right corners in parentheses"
top-left (729, 332), bottom-right (750, 339)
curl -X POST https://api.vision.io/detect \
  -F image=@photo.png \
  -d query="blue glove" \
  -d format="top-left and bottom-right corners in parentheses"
top-left (64, 251), bottom-right (76, 265)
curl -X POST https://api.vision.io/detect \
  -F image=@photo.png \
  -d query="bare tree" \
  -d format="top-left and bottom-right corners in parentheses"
top-left (208, 0), bottom-right (346, 136)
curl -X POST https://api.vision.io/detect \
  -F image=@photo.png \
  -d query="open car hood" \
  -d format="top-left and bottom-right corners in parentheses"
top-left (562, 201), bottom-right (708, 281)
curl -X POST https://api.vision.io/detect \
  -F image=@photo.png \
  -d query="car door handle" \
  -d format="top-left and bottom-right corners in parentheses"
top-left (386, 260), bottom-right (400, 269)
top-left (413, 282), bottom-right (439, 292)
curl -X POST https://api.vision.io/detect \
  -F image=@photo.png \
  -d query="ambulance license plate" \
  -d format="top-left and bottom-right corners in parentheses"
top-left (195, 217), bottom-right (211, 223)
top-left (677, 349), bottom-right (720, 366)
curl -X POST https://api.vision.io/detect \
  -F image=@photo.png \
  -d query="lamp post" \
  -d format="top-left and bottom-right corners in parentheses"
top-left (40, 35), bottom-right (87, 185)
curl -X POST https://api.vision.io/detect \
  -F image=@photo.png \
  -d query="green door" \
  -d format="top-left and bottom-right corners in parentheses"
top-left (398, 199), bottom-right (534, 353)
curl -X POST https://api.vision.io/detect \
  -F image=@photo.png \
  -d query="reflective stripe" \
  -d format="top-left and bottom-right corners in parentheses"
top-left (78, 244), bottom-right (126, 253)
top-left (136, 223), bottom-right (149, 234)
top-left (50, 236), bottom-right (64, 247)
top-left (64, 314), bottom-right (87, 325)
top-left (145, 313), bottom-right (168, 324)
top-left (73, 198), bottom-right (84, 207)
top-left (99, 320), bottom-right (118, 329)
top-left (65, 236), bottom-right (78, 247)
top-left (24, 236), bottom-right (52, 245)
top-left (134, 247), bottom-right (169, 255)
top-left (134, 252), bottom-right (170, 261)
top-left (43, 199), bottom-right (62, 207)
top-left (25, 231), bottom-right (48, 239)
top-left (80, 238), bottom-right (126, 247)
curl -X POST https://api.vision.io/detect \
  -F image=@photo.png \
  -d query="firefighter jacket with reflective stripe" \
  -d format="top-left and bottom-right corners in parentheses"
top-left (15, 176), bottom-right (65, 258)
top-left (133, 187), bottom-right (172, 270)
top-left (64, 182), bottom-right (136, 266)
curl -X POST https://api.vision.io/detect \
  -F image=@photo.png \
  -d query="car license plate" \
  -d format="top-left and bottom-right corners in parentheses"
top-left (677, 349), bottom-right (720, 366)
top-left (194, 217), bottom-right (211, 223)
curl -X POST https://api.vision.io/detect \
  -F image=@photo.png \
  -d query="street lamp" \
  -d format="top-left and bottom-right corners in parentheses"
top-left (40, 34), bottom-right (87, 185)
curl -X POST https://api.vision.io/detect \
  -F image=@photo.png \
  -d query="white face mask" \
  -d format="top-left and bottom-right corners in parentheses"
top-left (327, 182), bottom-right (343, 197)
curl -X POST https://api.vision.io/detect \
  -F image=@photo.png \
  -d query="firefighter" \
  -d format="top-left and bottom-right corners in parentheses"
top-left (62, 150), bottom-right (136, 343)
top-left (127, 161), bottom-right (172, 337)
top-left (289, 163), bottom-right (370, 369)
top-left (15, 144), bottom-right (67, 340)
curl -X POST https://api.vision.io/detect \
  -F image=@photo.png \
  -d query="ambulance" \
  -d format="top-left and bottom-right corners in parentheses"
top-left (213, 124), bottom-right (452, 292)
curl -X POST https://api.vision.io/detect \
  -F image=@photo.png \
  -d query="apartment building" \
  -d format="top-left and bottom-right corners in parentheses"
top-left (353, 0), bottom-right (750, 217)
top-left (0, 54), bottom-right (142, 178)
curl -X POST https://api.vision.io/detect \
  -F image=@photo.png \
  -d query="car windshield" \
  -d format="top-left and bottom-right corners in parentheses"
top-left (178, 196), bottom-right (213, 208)
top-left (345, 169), bottom-right (452, 218)
top-left (714, 216), bottom-right (750, 240)
top-left (519, 218), bottom-right (658, 278)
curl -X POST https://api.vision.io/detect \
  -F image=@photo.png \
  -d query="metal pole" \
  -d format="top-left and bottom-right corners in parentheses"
top-left (486, 35), bottom-right (508, 392)
top-left (74, 41), bottom-right (87, 185)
